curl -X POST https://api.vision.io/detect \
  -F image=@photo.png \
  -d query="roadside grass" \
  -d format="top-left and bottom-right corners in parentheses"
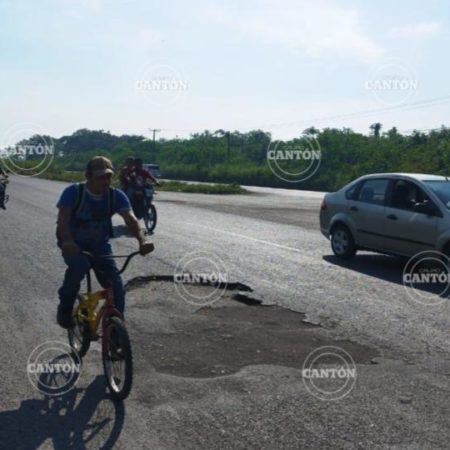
top-left (32, 169), bottom-right (248, 195)
top-left (158, 180), bottom-right (248, 194)
top-left (39, 170), bottom-right (85, 183)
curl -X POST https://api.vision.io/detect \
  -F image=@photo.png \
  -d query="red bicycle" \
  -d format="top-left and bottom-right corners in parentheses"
top-left (68, 251), bottom-right (144, 400)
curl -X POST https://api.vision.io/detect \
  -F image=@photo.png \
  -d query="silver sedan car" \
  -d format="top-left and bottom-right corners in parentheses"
top-left (320, 173), bottom-right (450, 259)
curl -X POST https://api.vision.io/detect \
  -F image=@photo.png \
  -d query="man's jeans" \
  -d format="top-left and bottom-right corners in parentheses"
top-left (58, 242), bottom-right (125, 313)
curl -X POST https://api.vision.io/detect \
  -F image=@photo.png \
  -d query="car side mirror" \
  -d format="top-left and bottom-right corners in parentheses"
top-left (414, 201), bottom-right (436, 216)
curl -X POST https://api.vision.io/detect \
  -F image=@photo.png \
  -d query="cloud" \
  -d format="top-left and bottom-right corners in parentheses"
top-left (52, 0), bottom-right (102, 14)
top-left (138, 28), bottom-right (162, 47)
top-left (390, 21), bottom-right (443, 39)
top-left (78, 0), bottom-right (101, 10)
top-left (199, 0), bottom-right (384, 64)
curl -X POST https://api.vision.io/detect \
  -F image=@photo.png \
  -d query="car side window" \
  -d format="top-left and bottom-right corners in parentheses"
top-left (390, 180), bottom-right (430, 211)
top-left (357, 179), bottom-right (388, 205)
top-left (345, 182), bottom-right (360, 200)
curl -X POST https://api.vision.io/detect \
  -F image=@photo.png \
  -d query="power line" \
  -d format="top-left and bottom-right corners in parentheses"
top-left (157, 95), bottom-right (450, 135)
top-left (238, 95), bottom-right (450, 130)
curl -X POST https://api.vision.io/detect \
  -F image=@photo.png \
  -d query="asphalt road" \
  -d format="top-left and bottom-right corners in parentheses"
top-left (0, 175), bottom-right (449, 449)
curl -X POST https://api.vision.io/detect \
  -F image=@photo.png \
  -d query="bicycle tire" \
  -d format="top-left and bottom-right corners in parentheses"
top-left (144, 204), bottom-right (157, 234)
top-left (102, 316), bottom-right (133, 401)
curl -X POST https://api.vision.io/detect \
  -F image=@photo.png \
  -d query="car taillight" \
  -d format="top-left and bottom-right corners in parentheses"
top-left (320, 198), bottom-right (327, 211)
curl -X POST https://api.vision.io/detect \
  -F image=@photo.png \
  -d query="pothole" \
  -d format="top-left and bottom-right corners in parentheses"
top-left (129, 280), bottom-right (380, 378)
top-left (125, 275), bottom-right (253, 293)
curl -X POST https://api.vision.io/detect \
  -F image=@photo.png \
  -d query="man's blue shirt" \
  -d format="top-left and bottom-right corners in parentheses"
top-left (57, 184), bottom-right (131, 248)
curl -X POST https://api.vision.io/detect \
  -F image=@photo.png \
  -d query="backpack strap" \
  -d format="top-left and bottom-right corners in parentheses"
top-left (108, 187), bottom-right (116, 238)
top-left (56, 182), bottom-right (85, 244)
top-left (75, 184), bottom-right (115, 220)
top-left (73, 183), bottom-right (86, 215)
top-left (108, 187), bottom-right (116, 216)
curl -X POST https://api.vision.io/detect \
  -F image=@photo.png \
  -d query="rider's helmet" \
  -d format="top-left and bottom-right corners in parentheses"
top-left (134, 158), bottom-right (143, 169)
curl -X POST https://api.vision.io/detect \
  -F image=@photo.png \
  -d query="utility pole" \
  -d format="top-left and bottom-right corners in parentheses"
top-left (148, 129), bottom-right (161, 148)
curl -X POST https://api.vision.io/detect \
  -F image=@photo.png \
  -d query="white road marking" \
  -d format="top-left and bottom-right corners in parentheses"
top-left (186, 222), bottom-right (305, 254)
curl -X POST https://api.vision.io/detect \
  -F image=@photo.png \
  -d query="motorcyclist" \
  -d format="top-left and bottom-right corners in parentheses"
top-left (119, 156), bottom-right (135, 199)
top-left (128, 158), bottom-right (159, 212)
top-left (0, 166), bottom-right (8, 210)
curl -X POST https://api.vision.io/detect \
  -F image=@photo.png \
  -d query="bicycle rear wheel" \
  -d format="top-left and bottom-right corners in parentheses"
top-left (68, 295), bottom-right (91, 357)
top-left (102, 316), bottom-right (133, 401)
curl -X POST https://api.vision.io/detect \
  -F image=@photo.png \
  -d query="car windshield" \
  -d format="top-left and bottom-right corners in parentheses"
top-left (423, 180), bottom-right (450, 208)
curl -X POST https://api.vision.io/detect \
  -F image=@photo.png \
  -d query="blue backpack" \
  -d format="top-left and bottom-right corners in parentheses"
top-left (57, 183), bottom-right (116, 243)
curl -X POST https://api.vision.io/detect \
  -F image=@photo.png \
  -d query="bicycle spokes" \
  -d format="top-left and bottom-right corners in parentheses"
top-left (102, 317), bottom-right (133, 400)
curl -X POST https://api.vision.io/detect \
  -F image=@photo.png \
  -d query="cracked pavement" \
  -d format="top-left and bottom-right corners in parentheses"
top-left (0, 176), bottom-right (449, 449)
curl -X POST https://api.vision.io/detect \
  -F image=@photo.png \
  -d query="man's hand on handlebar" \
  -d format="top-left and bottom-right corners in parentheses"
top-left (139, 242), bottom-right (154, 255)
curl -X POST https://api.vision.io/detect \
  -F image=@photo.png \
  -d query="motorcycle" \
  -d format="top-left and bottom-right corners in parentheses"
top-left (0, 177), bottom-right (9, 210)
top-left (131, 184), bottom-right (157, 234)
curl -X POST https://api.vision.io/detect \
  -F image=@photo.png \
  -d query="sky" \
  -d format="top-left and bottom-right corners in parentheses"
top-left (0, 0), bottom-right (449, 141)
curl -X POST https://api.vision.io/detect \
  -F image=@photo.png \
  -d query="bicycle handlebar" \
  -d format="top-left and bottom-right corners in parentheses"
top-left (80, 251), bottom-right (142, 275)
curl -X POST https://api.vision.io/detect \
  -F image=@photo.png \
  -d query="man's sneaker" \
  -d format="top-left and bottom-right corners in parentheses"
top-left (57, 305), bottom-right (74, 329)
top-left (0, 203), bottom-right (5, 210)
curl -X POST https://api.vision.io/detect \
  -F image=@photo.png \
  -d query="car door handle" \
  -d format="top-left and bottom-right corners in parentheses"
top-left (387, 214), bottom-right (398, 220)
top-left (350, 206), bottom-right (359, 212)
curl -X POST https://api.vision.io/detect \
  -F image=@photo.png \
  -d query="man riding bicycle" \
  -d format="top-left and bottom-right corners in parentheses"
top-left (0, 166), bottom-right (8, 210)
top-left (56, 156), bottom-right (154, 329)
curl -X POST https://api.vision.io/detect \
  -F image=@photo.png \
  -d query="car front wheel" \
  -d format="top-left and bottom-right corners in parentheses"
top-left (331, 225), bottom-right (357, 259)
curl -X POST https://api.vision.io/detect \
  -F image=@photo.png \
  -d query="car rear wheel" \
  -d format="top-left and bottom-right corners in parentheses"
top-left (331, 225), bottom-right (357, 259)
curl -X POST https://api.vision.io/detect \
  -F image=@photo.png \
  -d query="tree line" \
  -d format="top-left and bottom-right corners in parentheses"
top-left (8, 124), bottom-right (450, 192)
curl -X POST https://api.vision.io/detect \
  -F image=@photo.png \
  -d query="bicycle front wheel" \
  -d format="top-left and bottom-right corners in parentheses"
top-left (102, 316), bottom-right (133, 401)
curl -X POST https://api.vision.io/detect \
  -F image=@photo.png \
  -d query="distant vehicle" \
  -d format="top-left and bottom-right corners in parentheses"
top-left (320, 173), bottom-right (450, 259)
top-left (143, 164), bottom-right (161, 179)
